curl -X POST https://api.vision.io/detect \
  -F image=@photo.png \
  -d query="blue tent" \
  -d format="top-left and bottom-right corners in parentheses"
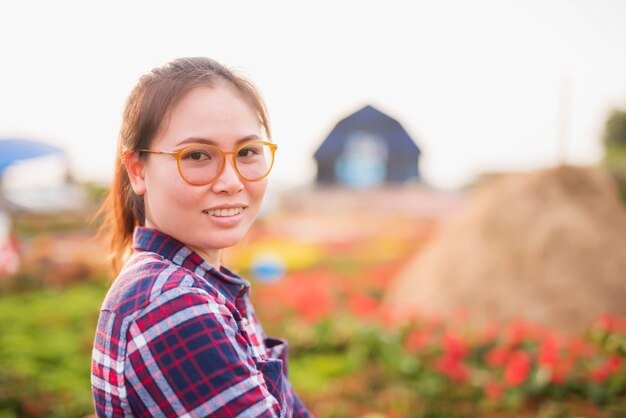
top-left (0, 138), bottom-right (65, 176)
top-left (314, 105), bottom-right (421, 187)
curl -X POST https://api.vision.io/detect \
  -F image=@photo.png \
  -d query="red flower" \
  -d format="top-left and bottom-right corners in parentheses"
top-left (595, 312), bottom-right (618, 333)
top-left (365, 263), bottom-right (401, 288)
top-left (596, 314), bottom-right (626, 334)
top-left (286, 279), bottom-right (335, 323)
top-left (505, 320), bottom-right (529, 347)
top-left (504, 350), bottom-right (532, 386)
top-left (480, 323), bottom-right (500, 344)
top-left (404, 329), bottom-right (431, 352)
top-left (442, 332), bottom-right (468, 360)
top-left (590, 355), bottom-right (623, 382)
top-left (486, 347), bottom-right (510, 367)
top-left (538, 335), bottom-right (560, 367)
top-left (549, 357), bottom-right (573, 384)
top-left (436, 354), bottom-right (469, 382)
top-left (536, 335), bottom-right (577, 384)
top-left (619, 318), bottom-right (626, 334)
top-left (346, 293), bottom-right (379, 317)
top-left (504, 319), bottom-right (545, 348)
top-left (484, 381), bottom-right (504, 400)
top-left (568, 337), bottom-right (594, 359)
top-left (377, 304), bottom-right (396, 328)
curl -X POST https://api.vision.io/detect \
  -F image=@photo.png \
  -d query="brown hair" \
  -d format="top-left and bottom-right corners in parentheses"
top-left (98, 57), bottom-right (271, 274)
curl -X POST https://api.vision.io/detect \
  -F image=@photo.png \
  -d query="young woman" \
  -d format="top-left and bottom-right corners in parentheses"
top-left (92, 57), bottom-right (312, 417)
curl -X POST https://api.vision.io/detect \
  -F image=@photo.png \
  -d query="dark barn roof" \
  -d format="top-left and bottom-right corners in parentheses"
top-left (314, 105), bottom-right (420, 160)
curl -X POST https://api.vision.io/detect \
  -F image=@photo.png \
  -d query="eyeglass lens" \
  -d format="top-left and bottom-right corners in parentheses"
top-left (178, 141), bottom-right (273, 185)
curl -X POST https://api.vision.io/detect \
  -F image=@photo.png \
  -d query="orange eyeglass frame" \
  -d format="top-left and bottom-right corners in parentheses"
top-left (139, 140), bottom-right (277, 186)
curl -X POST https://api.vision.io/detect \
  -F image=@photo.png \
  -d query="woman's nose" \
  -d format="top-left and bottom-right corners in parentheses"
top-left (211, 157), bottom-right (244, 194)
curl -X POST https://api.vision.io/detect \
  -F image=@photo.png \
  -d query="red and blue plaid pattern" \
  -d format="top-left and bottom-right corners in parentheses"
top-left (91, 227), bottom-right (312, 417)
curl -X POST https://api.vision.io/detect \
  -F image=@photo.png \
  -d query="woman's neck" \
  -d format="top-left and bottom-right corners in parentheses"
top-left (143, 220), bottom-right (222, 270)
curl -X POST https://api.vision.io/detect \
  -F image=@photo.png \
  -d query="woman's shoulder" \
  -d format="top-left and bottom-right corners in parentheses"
top-left (100, 251), bottom-right (226, 318)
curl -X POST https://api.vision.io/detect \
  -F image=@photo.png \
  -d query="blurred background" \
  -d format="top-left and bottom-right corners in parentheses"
top-left (1, 0), bottom-right (626, 417)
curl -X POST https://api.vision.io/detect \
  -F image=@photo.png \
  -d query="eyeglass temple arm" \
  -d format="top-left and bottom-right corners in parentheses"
top-left (139, 149), bottom-right (178, 156)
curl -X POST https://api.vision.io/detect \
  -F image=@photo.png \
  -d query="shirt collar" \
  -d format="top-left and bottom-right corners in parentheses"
top-left (132, 227), bottom-right (251, 292)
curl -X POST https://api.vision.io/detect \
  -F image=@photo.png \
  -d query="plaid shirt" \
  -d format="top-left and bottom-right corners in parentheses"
top-left (92, 227), bottom-right (312, 417)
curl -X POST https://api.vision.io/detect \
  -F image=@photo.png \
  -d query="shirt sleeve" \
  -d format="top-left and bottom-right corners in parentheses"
top-left (124, 287), bottom-right (285, 417)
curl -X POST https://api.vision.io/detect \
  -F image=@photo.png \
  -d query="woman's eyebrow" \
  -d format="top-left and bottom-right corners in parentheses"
top-left (176, 135), bottom-right (262, 147)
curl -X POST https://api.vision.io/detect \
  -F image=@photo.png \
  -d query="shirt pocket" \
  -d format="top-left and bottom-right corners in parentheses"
top-left (264, 338), bottom-right (288, 362)
top-left (254, 357), bottom-right (286, 413)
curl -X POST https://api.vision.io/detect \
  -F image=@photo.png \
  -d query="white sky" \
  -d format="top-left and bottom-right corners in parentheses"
top-left (1, 0), bottom-right (626, 191)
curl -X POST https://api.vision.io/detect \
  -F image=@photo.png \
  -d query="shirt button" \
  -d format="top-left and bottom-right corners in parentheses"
top-left (242, 318), bottom-right (249, 325)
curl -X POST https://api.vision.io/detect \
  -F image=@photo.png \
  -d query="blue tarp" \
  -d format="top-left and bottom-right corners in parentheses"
top-left (0, 138), bottom-right (64, 175)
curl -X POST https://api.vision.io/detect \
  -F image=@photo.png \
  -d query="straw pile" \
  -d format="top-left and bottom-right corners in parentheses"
top-left (386, 165), bottom-right (626, 334)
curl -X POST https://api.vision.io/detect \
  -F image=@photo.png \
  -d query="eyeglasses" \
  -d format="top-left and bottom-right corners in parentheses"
top-left (140, 140), bottom-right (277, 186)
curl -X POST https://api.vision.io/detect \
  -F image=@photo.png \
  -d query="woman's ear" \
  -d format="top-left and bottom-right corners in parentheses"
top-left (125, 152), bottom-right (147, 196)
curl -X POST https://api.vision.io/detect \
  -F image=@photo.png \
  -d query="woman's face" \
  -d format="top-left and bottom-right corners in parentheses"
top-left (127, 84), bottom-right (268, 266)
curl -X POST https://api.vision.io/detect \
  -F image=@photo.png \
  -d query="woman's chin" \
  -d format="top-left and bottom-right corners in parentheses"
top-left (198, 233), bottom-right (246, 253)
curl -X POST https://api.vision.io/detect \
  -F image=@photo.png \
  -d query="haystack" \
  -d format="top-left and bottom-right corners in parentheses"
top-left (386, 165), bottom-right (626, 334)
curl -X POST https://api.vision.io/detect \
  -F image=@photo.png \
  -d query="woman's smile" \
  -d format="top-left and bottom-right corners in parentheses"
top-left (202, 205), bottom-right (246, 227)
top-left (203, 207), bottom-right (244, 217)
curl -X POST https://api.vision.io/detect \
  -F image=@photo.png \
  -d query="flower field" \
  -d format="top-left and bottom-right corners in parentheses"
top-left (1, 196), bottom-right (625, 417)
top-left (236, 226), bottom-right (626, 418)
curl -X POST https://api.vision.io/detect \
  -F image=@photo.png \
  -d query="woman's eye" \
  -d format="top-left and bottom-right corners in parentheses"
top-left (238, 147), bottom-right (259, 158)
top-left (183, 151), bottom-right (211, 161)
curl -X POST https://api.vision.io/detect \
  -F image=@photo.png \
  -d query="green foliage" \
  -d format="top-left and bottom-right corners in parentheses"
top-left (290, 353), bottom-right (355, 393)
top-left (603, 109), bottom-right (626, 149)
top-left (276, 312), bottom-right (626, 417)
top-left (601, 108), bottom-right (626, 203)
top-left (12, 213), bottom-right (94, 238)
top-left (0, 281), bottom-right (108, 417)
top-left (81, 182), bottom-right (108, 207)
top-left (1, 281), bottom-right (625, 417)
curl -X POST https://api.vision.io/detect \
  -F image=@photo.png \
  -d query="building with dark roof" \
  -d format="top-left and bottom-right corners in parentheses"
top-left (314, 105), bottom-right (421, 188)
